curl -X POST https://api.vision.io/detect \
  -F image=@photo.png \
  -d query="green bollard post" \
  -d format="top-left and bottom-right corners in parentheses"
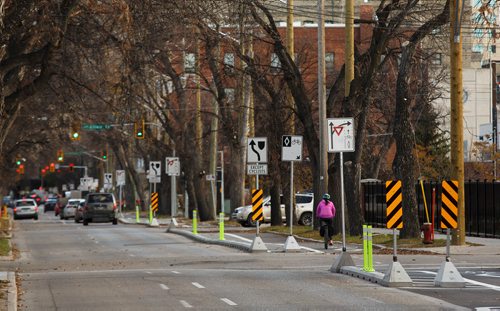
top-left (149, 205), bottom-right (153, 224)
top-left (367, 225), bottom-right (375, 272)
top-left (219, 212), bottom-right (225, 240)
top-left (135, 205), bottom-right (140, 223)
top-left (192, 210), bottom-right (198, 235)
top-left (362, 225), bottom-right (368, 271)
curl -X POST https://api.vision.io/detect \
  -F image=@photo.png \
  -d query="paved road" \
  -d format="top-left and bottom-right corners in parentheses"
top-left (2, 212), bottom-right (476, 310)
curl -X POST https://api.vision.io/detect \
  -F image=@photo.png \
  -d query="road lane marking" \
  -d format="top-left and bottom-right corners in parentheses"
top-left (180, 300), bottom-right (193, 308)
top-left (145, 271), bottom-right (152, 274)
top-left (171, 271), bottom-right (180, 274)
top-left (225, 233), bottom-right (253, 242)
top-left (192, 282), bottom-right (205, 289)
top-left (129, 254), bottom-right (135, 257)
top-left (159, 284), bottom-right (169, 290)
top-left (221, 298), bottom-right (237, 306)
top-left (419, 271), bottom-right (500, 291)
top-left (365, 297), bottom-right (384, 304)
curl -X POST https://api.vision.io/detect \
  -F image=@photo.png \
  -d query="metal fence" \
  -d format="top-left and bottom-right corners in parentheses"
top-left (362, 180), bottom-right (500, 238)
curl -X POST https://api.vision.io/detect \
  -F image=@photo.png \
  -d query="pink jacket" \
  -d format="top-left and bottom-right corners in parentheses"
top-left (316, 200), bottom-right (336, 219)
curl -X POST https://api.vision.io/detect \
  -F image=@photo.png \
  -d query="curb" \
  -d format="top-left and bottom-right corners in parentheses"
top-left (7, 272), bottom-right (16, 311)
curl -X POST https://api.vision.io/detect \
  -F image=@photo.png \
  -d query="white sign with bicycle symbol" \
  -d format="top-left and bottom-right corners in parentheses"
top-left (281, 135), bottom-right (303, 162)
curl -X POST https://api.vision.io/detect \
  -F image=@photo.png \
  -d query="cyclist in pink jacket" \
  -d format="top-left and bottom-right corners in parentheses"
top-left (316, 193), bottom-right (336, 245)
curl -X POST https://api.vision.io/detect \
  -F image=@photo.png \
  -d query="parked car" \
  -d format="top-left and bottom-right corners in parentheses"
top-left (82, 193), bottom-right (118, 226)
top-left (60, 199), bottom-right (85, 220)
top-left (233, 193), bottom-right (314, 227)
top-left (13, 199), bottom-right (39, 220)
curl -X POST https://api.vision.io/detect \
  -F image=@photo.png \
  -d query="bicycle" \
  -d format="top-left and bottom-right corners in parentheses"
top-left (320, 219), bottom-right (330, 250)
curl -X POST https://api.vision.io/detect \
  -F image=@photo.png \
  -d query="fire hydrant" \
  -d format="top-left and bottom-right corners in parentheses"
top-left (421, 222), bottom-right (434, 244)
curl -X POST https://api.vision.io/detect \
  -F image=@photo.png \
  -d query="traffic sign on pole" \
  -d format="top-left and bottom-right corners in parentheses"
top-left (247, 137), bottom-right (268, 163)
top-left (165, 157), bottom-right (180, 176)
top-left (282, 135), bottom-right (303, 161)
top-left (116, 170), bottom-right (126, 186)
top-left (148, 161), bottom-right (161, 178)
top-left (327, 118), bottom-right (355, 153)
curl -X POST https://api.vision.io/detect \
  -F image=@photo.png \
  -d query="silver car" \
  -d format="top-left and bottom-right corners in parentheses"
top-left (62, 204), bottom-right (78, 219)
top-left (13, 199), bottom-right (39, 220)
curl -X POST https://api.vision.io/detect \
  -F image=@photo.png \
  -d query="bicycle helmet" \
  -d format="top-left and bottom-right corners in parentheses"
top-left (323, 193), bottom-right (330, 200)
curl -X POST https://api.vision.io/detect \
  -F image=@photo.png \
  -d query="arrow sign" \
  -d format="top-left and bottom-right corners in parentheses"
top-left (327, 118), bottom-right (355, 153)
top-left (149, 161), bottom-right (161, 177)
top-left (247, 137), bottom-right (267, 163)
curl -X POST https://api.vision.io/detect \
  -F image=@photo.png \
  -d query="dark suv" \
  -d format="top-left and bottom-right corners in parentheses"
top-left (82, 193), bottom-right (118, 226)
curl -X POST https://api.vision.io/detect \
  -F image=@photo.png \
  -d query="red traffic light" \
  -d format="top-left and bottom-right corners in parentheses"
top-left (50, 163), bottom-right (55, 172)
top-left (69, 163), bottom-right (74, 172)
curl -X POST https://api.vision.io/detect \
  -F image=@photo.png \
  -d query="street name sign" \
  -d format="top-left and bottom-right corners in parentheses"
top-left (82, 123), bottom-right (112, 131)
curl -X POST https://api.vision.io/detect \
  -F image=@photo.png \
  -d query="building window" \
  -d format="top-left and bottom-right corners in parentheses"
top-left (431, 53), bottom-right (442, 65)
top-left (224, 53), bottom-right (235, 73)
top-left (224, 88), bottom-right (235, 110)
top-left (184, 53), bottom-right (196, 73)
top-left (270, 53), bottom-right (281, 72)
top-left (490, 45), bottom-right (496, 53)
top-left (472, 44), bottom-right (484, 53)
top-left (326, 52), bottom-right (335, 72)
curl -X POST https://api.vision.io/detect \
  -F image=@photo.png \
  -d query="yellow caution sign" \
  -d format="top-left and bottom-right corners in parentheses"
top-left (441, 180), bottom-right (458, 229)
top-left (151, 192), bottom-right (159, 213)
top-left (251, 189), bottom-right (264, 222)
top-left (386, 180), bottom-right (403, 229)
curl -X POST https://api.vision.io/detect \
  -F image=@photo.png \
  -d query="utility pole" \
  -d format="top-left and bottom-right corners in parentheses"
top-left (450, 0), bottom-right (465, 245)
top-left (318, 0), bottom-right (327, 196)
top-left (195, 29), bottom-right (202, 155)
top-left (287, 0), bottom-right (295, 133)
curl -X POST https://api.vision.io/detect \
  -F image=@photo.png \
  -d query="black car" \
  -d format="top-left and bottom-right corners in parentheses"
top-left (82, 193), bottom-right (118, 226)
top-left (44, 198), bottom-right (58, 212)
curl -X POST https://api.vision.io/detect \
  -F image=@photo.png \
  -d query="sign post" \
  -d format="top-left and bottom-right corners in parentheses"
top-left (282, 135), bottom-right (303, 252)
top-left (166, 156), bottom-right (180, 217)
top-left (328, 118), bottom-right (356, 272)
top-left (247, 137), bottom-right (268, 252)
top-left (148, 161), bottom-right (161, 227)
top-left (116, 170), bottom-right (125, 215)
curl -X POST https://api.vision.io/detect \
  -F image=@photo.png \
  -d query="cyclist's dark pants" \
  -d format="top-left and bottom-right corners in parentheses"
top-left (319, 218), bottom-right (334, 240)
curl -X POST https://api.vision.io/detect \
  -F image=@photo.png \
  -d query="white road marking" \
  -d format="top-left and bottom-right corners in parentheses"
top-left (94, 241), bottom-right (99, 244)
top-left (192, 282), bottom-right (205, 289)
top-left (365, 297), bottom-right (384, 304)
top-left (171, 271), bottom-right (180, 274)
top-left (145, 271), bottom-right (152, 274)
top-left (129, 254), bottom-right (135, 257)
top-left (419, 271), bottom-right (500, 291)
top-left (298, 246), bottom-right (323, 254)
top-left (225, 233), bottom-right (253, 242)
top-left (159, 284), bottom-right (169, 290)
top-left (221, 298), bottom-right (237, 306)
top-left (180, 300), bottom-right (193, 308)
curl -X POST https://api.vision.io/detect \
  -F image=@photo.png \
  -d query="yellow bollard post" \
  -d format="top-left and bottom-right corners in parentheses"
top-left (367, 225), bottom-right (375, 272)
top-left (219, 212), bottom-right (225, 240)
top-left (362, 225), bottom-right (368, 271)
top-left (192, 210), bottom-right (198, 235)
top-left (135, 205), bottom-right (140, 223)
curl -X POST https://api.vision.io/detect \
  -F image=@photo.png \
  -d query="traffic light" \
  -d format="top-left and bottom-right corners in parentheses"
top-left (134, 119), bottom-right (145, 139)
top-left (102, 149), bottom-right (108, 161)
top-left (49, 163), bottom-right (55, 173)
top-left (18, 164), bottom-right (25, 175)
top-left (69, 163), bottom-right (74, 172)
top-left (41, 168), bottom-right (46, 176)
top-left (15, 158), bottom-right (22, 166)
top-left (70, 123), bottom-right (80, 141)
top-left (57, 150), bottom-right (64, 162)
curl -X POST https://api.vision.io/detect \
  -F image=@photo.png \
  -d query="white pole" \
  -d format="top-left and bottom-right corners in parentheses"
top-left (256, 174), bottom-right (259, 236)
top-left (340, 152), bottom-right (346, 251)
top-left (290, 161), bottom-right (294, 236)
top-left (171, 150), bottom-right (177, 217)
top-left (119, 185), bottom-right (123, 215)
top-left (184, 178), bottom-right (189, 219)
top-left (220, 151), bottom-right (224, 214)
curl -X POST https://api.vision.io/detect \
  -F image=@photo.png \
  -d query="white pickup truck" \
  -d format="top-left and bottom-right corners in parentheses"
top-left (232, 193), bottom-right (314, 227)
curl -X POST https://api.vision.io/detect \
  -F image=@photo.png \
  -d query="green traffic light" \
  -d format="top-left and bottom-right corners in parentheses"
top-left (16, 160), bottom-right (21, 165)
top-left (137, 132), bottom-right (143, 137)
top-left (73, 132), bottom-right (79, 139)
